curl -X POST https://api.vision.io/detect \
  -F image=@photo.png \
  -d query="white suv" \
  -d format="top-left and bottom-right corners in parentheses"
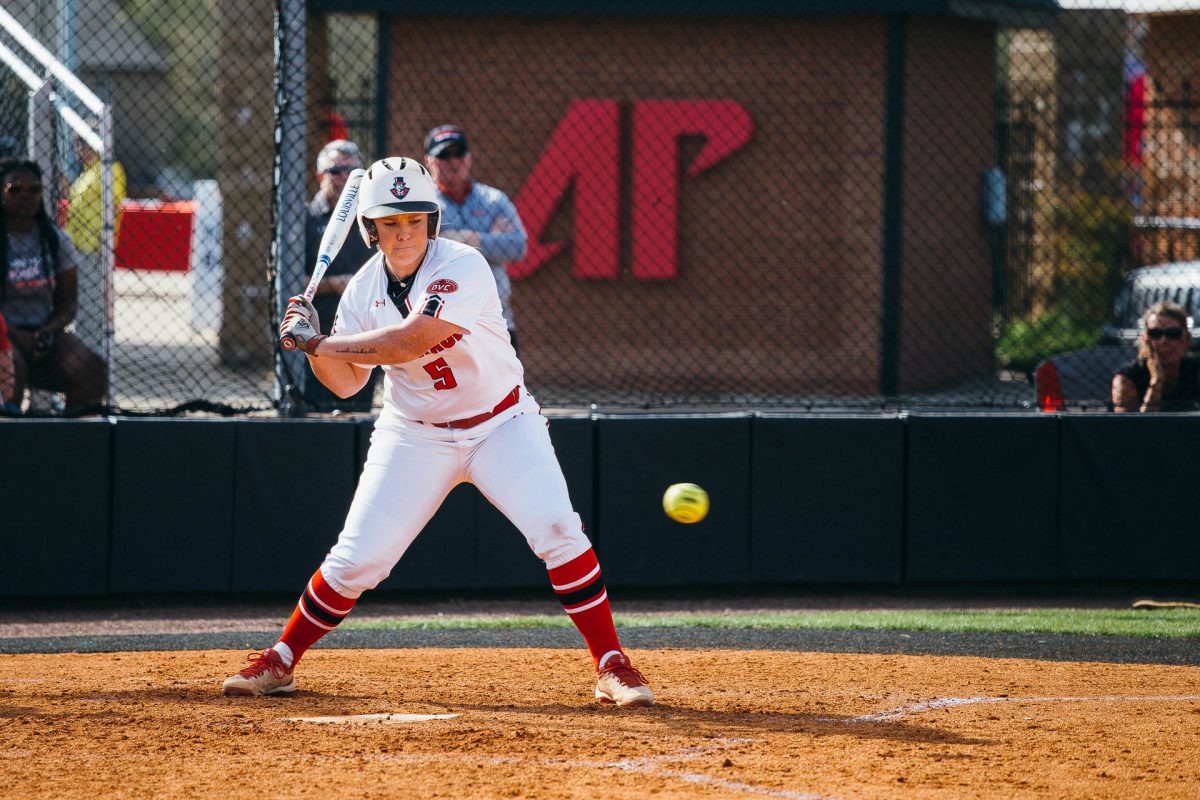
top-left (1102, 260), bottom-right (1200, 350)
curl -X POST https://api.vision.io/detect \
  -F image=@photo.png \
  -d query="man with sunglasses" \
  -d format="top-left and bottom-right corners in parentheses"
top-left (1111, 301), bottom-right (1200, 412)
top-left (302, 139), bottom-right (379, 413)
top-left (424, 125), bottom-right (527, 354)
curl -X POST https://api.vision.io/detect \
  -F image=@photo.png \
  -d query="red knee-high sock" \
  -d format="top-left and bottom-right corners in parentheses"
top-left (548, 549), bottom-right (623, 670)
top-left (278, 569), bottom-right (357, 667)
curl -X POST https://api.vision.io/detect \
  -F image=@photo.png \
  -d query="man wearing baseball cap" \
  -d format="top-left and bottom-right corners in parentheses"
top-left (424, 124), bottom-right (527, 353)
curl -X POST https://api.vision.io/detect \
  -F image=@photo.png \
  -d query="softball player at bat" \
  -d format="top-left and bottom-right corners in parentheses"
top-left (222, 157), bottom-right (654, 707)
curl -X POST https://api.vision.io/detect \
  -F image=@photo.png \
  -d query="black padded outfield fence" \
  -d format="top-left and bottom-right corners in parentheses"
top-left (3, 1), bottom-right (1199, 414)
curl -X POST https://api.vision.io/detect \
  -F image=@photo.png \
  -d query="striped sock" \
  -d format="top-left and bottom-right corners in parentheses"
top-left (277, 569), bottom-right (357, 667)
top-left (548, 549), bottom-right (623, 670)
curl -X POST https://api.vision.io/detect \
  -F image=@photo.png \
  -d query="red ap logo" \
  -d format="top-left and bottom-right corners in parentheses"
top-left (513, 99), bottom-right (754, 282)
top-left (427, 279), bottom-right (458, 293)
top-left (390, 177), bottom-right (409, 199)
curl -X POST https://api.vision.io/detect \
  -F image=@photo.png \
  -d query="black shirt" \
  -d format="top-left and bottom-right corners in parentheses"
top-left (1115, 356), bottom-right (1200, 411)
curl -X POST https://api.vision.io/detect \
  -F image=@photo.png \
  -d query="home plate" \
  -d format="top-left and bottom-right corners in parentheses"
top-left (287, 713), bottom-right (461, 724)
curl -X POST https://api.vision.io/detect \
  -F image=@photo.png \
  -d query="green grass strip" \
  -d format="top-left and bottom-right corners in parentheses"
top-left (342, 608), bottom-right (1200, 638)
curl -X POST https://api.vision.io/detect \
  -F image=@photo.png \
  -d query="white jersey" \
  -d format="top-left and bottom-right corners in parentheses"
top-left (331, 238), bottom-right (526, 431)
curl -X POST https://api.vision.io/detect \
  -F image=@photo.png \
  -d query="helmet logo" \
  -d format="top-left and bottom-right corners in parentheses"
top-left (390, 177), bottom-right (410, 200)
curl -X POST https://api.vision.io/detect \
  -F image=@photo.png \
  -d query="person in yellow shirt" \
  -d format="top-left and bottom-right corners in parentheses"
top-left (65, 131), bottom-right (125, 354)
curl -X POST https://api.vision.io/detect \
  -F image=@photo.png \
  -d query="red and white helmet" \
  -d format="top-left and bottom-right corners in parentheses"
top-left (356, 156), bottom-right (441, 246)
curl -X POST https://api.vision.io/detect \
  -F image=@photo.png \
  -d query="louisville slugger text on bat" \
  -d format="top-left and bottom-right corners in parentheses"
top-left (280, 167), bottom-right (366, 351)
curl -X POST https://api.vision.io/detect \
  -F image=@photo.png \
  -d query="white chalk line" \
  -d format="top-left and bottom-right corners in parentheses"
top-left (615, 763), bottom-right (836, 800)
top-left (360, 738), bottom-right (841, 800)
top-left (287, 712), bottom-right (461, 724)
top-left (840, 695), bottom-right (1200, 723)
top-left (591, 743), bottom-right (838, 800)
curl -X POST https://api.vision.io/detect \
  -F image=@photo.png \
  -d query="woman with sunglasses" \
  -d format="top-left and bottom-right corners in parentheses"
top-left (0, 158), bottom-right (107, 414)
top-left (1111, 301), bottom-right (1200, 412)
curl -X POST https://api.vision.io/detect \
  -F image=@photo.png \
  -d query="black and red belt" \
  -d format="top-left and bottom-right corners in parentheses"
top-left (423, 386), bottom-right (520, 429)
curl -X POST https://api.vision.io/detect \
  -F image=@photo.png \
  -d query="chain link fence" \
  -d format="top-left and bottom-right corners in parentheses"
top-left (3, 2), bottom-right (1198, 415)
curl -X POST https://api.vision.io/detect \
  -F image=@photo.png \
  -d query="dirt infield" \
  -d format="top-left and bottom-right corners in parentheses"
top-left (2, 648), bottom-right (1198, 799)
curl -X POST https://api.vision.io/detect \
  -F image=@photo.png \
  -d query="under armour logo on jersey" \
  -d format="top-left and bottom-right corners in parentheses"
top-left (373, 299), bottom-right (387, 308)
top-left (390, 177), bottom-right (410, 199)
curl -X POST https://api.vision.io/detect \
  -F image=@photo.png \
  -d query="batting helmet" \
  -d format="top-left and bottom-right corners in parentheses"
top-left (356, 156), bottom-right (441, 246)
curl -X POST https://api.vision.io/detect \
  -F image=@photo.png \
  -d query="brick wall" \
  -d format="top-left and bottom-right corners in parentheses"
top-left (900, 17), bottom-right (995, 391)
top-left (380, 14), bottom-right (996, 397)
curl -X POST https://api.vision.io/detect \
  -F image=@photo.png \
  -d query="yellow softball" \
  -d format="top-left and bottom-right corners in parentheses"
top-left (662, 482), bottom-right (709, 524)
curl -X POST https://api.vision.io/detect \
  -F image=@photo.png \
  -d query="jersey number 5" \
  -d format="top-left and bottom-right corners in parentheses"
top-left (423, 358), bottom-right (458, 390)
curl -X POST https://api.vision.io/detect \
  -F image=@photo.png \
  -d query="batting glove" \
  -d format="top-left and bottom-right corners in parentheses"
top-left (280, 296), bottom-right (326, 355)
top-left (281, 295), bottom-right (321, 334)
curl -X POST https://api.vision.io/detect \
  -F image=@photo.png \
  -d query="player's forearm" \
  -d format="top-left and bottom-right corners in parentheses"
top-left (311, 321), bottom-right (449, 366)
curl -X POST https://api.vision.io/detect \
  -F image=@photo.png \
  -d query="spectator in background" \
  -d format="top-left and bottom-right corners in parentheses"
top-left (65, 127), bottom-right (126, 354)
top-left (424, 124), bottom-right (527, 354)
top-left (0, 311), bottom-right (17, 414)
top-left (1, 158), bottom-right (106, 414)
top-left (1111, 301), bottom-right (1200, 412)
top-left (302, 139), bottom-right (379, 413)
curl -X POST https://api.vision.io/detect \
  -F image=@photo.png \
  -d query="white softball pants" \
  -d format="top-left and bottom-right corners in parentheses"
top-left (320, 409), bottom-right (591, 598)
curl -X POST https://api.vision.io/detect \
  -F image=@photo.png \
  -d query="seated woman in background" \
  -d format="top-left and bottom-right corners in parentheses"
top-left (1111, 301), bottom-right (1200, 412)
top-left (0, 158), bottom-right (106, 414)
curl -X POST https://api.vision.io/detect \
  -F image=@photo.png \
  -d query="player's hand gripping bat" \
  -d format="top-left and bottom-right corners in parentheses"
top-left (279, 167), bottom-right (366, 351)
